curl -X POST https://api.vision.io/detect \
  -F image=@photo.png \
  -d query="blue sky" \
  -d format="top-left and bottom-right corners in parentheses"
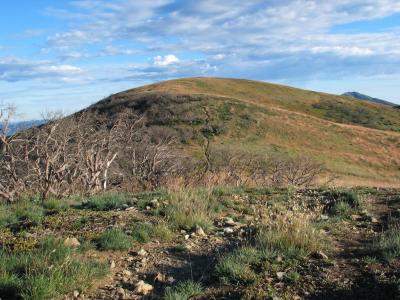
top-left (1, 1), bottom-right (400, 119)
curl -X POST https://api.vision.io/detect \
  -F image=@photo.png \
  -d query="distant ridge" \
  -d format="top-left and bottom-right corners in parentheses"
top-left (342, 91), bottom-right (396, 107)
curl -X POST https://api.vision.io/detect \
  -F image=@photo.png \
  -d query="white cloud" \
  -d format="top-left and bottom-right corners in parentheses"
top-left (153, 54), bottom-right (180, 66)
top-left (47, 65), bottom-right (81, 73)
top-left (310, 46), bottom-right (374, 57)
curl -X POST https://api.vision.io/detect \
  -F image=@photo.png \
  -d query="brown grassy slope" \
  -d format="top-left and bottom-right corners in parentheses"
top-left (88, 77), bottom-right (400, 187)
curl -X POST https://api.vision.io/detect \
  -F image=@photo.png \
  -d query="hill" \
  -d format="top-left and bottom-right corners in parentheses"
top-left (342, 91), bottom-right (396, 107)
top-left (85, 77), bottom-right (400, 187)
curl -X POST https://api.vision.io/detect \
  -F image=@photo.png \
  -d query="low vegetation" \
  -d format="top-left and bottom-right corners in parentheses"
top-left (370, 222), bottom-right (400, 262)
top-left (96, 228), bottom-right (133, 251)
top-left (164, 280), bottom-right (204, 300)
top-left (0, 237), bottom-right (107, 300)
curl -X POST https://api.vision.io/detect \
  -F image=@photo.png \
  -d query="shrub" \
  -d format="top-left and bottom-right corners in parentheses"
top-left (97, 228), bottom-right (132, 251)
top-left (0, 237), bottom-right (107, 300)
top-left (80, 193), bottom-right (134, 211)
top-left (164, 280), bottom-right (203, 300)
top-left (370, 223), bottom-right (400, 262)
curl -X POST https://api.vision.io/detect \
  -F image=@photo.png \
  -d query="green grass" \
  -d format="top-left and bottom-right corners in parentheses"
top-left (164, 280), bottom-right (203, 300)
top-left (42, 199), bottom-right (69, 213)
top-left (161, 189), bottom-right (222, 232)
top-left (80, 193), bottom-right (134, 211)
top-left (130, 222), bottom-right (174, 243)
top-left (0, 237), bottom-right (107, 300)
top-left (324, 189), bottom-right (361, 208)
top-left (329, 201), bottom-right (354, 218)
top-left (0, 201), bottom-right (44, 228)
top-left (215, 247), bottom-right (261, 283)
top-left (96, 228), bottom-right (132, 251)
top-left (370, 223), bottom-right (400, 262)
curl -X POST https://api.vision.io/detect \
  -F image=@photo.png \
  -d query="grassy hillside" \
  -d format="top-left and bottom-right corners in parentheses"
top-left (89, 77), bottom-right (400, 187)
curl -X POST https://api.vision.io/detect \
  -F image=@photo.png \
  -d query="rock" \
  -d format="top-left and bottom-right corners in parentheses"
top-left (196, 226), bottom-right (206, 236)
top-left (320, 215), bottom-right (329, 220)
top-left (370, 216), bottom-right (379, 223)
top-left (150, 199), bottom-right (159, 207)
top-left (313, 251), bottom-right (329, 260)
top-left (73, 290), bottom-right (80, 297)
top-left (134, 280), bottom-right (153, 295)
top-left (126, 256), bottom-right (134, 262)
top-left (224, 217), bottom-right (236, 226)
top-left (275, 256), bottom-right (283, 262)
top-left (184, 234), bottom-right (190, 240)
top-left (166, 276), bottom-right (175, 284)
top-left (110, 260), bottom-right (116, 269)
top-left (223, 227), bottom-right (234, 234)
top-left (137, 249), bottom-right (147, 256)
top-left (154, 272), bottom-right (166, 282)
top-left (145, 206), bottom-right (151, 210)
top-left (64, 237), bottom-right (81, 248)
top-left (116, 287), bottom-right (125, 298)
top-left (350, 215), bottom-right (362, 221)
top-left (276, 272), bottom-right (285, 279)
top-left (123, 270), bottom-right (133, 277)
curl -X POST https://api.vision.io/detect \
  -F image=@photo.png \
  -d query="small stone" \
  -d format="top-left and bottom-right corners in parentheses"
top-left (109, 261), bottom-right (115, 269)
top-left (116, 287), bottom-right (125, 298)
top-left (276, 272), bottom-right (285, 279)
top-left (184, 234), bottom-right (190, 240)
top-left (370, 217), bottom-right (379, 223)
top-left (223, 227), bottom-right (234, 234)
top-left (134, 280), bottom-right (153, 295)
top-left (224, 217), bottom-right (236, 226)
top-left (180, 230), bottom-right (187, 234)
top-left (320, 215), bottom-right (329, 220)
top-left (166, 276), bottom-right (175, 284)
top-left (123, 270), bottom-right (133, 277)
top-left (275, 256), bottom-right (283, 262)
top-left (126, 256), bottom-right (134, 262)
top-left (351, 215), bottom-right (362, 221)
top-left (64, 237), bottom-right (81, 248)
top-left (146, 206), bottom-right (151, 210)
top-left (313, 251), bottom-right (329, 260)
top-left (73, 290), bottom-right (80, 297)
top-left (196, 226), bottom-right (206, 236)
top-left (137, 249), bottom-right (147, 256)
top-left (154, 272), bottom-right (166, 282)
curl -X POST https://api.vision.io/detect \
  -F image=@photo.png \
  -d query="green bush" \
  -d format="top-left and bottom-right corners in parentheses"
top-left (97, 228), bottom-right (132, 251)
top-left (164, 280), bottom-right (203, 300)
top-left (0, 237), bottom-right (107, 300)
top-left (80, 193), bottom-right (134, 211)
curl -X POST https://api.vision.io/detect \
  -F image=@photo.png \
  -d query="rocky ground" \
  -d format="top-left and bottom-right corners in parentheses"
top-left (1, 187), bottom-right (400, 300)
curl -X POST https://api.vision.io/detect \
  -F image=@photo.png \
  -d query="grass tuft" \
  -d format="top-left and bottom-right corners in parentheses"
top-left (370, 223), bottom-right (400, 262)
top-left (164, 280), bottom-right (203, 300)
top-left (97, 228), bottom-right (132, 251)
top-left (0, 237), bottom-right (107, 300)
top-left (80, 193), bottom-right (134, 211)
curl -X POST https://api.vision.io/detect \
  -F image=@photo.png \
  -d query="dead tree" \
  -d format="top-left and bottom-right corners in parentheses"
top-left (0, 105), bottom-right (30, 201)
top-left (29, 116), bottom-right (78, 199)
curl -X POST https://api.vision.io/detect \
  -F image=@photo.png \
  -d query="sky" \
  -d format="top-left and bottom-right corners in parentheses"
top-left (0, 1), bottom-right (400, 119)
